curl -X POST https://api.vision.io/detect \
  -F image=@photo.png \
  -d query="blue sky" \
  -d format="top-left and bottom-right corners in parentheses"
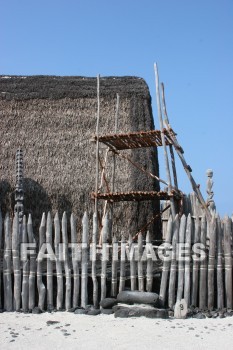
top-left (1, 0), bottom-right (233, 215)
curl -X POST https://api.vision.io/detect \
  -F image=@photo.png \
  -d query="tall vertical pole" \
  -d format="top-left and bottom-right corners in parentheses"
top-left (154, 63), bottom-right (176, 218)
top-left (95, 75), bottom-right (100, 215)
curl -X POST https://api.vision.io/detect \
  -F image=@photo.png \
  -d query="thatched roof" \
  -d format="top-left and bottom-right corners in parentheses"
top-left (0, 75), bottom-right (160, 238)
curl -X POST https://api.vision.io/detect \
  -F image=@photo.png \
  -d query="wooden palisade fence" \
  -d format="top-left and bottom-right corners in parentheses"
top-left (0, 201), bottom-right (232, 314)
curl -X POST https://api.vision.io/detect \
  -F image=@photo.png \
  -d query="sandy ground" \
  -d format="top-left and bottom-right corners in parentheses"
top-left (0, 312), bottom-right (233, 350)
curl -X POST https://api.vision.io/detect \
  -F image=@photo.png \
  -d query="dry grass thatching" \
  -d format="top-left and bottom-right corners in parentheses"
top-left (0, 75), bottom-right (160, 238)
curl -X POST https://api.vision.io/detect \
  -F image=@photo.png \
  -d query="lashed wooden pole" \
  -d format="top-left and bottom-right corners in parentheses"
top-left (216, 215), bottom-right (224, 310)
top-left (184, 214), bottom-right (192, 307)
top-left (154, 63), bottom-right (176, 218)
top-left (27, 214), bottom-right (36, 311)
top-left (168, 214), bottom-right (179, 309)
top-left (191, 216), bottom-right (201, 307)
top-left (54, 212), bottom-right (63, 310)
top-left (176, 214), bottom-right (186, 301)
top-left (119, 234), bottom-right (126, 292)
top-left (21, 215), bottom-right (29, 312)
top-left (81, 211), bottom-right (89, 308)
top-left (223, 216), bottom-right (232, 310)
top-left (199, 214), bottom-right (207, 310)
top-left (92, 212), bottom-right (98, 308)
top-left (37, 213), bottom-right (46, 310)
top-left (138, 232), bottom-right (144, 292)
top-left (101, 213), bottom-right (109, 301)
top-left (146, 231), bottom-right (153, 292)
top-left (0, 210), bottom-right (2, 309)
top-left (95, 74), bottom-right (100, 216)
top-left (111, 235), bottom-right (118, 297)
top-left (3, 213), bottom-right (13, 311)
top-left (208, 215), bottom-right (217, 310)
top-left (62, 212), bottom-right (71, 310)
top-left (71, 213), bottom-right (79, 308)
top-left (159, 215), bottom-right (173, 306)
top-left (46, 212), bottom-right (53, 309)
top-left (129, 233), bottom-right (137, 291)
top-left (12, 212), bottom-right (21, 311)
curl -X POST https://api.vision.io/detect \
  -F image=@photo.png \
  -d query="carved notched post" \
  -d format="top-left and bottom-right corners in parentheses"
top-left (14, 148), bottom-right (24, 224)
top-left (206, 169), bottom-right (216, 215)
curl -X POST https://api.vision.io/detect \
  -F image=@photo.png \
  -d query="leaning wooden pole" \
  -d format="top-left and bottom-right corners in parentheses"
top-left (62, 212), bottom-right (71, 310)
top-left (161, 82), bottom-right (178, 189)
top-left (154, 63), bottom-right (176, 218)
top-left (21, 215), bottom-right (29, 312)
top-left (12, 212), bottom-right (21, 311)
top-left (46, 212), bottom-right (53, 310)
top-left (223, 216), bottom-right (232, 310)
top-left (3, 213), bottom-right (13, 311)
top-left (27, 214), bottom-right (36, 311)
top-left (54, 212), bottom-right (63, 310)
top-left (71, 213), bottom-right (79, 308)
top-left (37, 213), bottom-right (46, 310)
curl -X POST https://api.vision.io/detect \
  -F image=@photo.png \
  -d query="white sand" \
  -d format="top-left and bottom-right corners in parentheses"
top-left (0, 313), bottom-right (233, 350)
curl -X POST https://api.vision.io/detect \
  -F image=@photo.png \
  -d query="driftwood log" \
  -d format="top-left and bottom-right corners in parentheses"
top-left (223, 216), bottom-right (232, 310)
top-left (138, 232), bottom-right (144, 292)
top-left (208, 216), bottom-right (217, 310)
top-left (12, 212), bottom-right (21, 311)
top-left (21, 215), bottom-right (29, 312)
top-left (111, 235), bottom-right (118, 297)
top-left (168, 214), bottom-right (179, 309)
top-left (191, 215), bottom-right (200, 307)
top-left (46, 212), bottom-right (53, 309)
top-left (71, 213), bottom-right (79, 308)
top-left (216, 215), bottom-right (224, 310)
top-left (62, 212), bottom-right (71, 310)
top-left (199, 214), bottom-right (207, 310)
top-left (100, 213), bottom-right (108, 301)
top-left (27, 214), bottom-right (36, 311)
top-left (184, 214), bottom-right (192, 307)
top-left (37, 213), bottom-right (46, 310)
top-left (129, 233), bottom-right (137, 291)
top-left (92, 213), bottom-right (98, 308)
top-left (176, 214), bottom-right (186, 302)
top-left (146, 231), bottom-right (153, 292)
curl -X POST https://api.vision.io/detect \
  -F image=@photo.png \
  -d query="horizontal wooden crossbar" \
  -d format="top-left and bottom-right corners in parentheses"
top-left (91, 190), bottom-right (180, 202)
top-left (92, 129), bottom-right (176, 150)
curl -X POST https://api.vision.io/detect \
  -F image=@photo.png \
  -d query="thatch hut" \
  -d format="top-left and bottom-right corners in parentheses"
top-left (0, 75), bottom-right (160, 238)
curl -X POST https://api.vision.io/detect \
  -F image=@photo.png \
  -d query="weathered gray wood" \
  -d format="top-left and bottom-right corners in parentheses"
top-left (3, 213), bottom-right (13, 311)
top-left (21, 215), bottom-right (29, 312)
top-left (111, 235), bottom-right (118, 297)
top-left (191, 216), bottom-right (200, 307)
top-left (12, 212), bottom-right (21, 311)
top-left (184, 214), bottom-right (192, 307)
top-left (159, 215), bottom-right (173, 306)
top-left (92, 212), bottom-right (98, 308)
top-left (138, 232), bottom-right (144, 292)
top-left (54, 212), bottom-right (63, 310)
top-left (129, 233), bottom-right (137, 291)
top-left (27, 214), bottom-right (36, 311)
top-left (176, 214), bottom-right (186, 301)
top-left (206, 169), bottom-right (216, 214)
top-left (37, 213), bottom-right (46, 310)
top-left (168, 214), bottom-right (179, 309)
top-left (81, 212), bottom-right (89, 308)
top-left (62, 212), bottom-right (71, 310)
top-left (101, 213), bottom-right (108, 301)
top-left (216, 215), bottom-right (224, 310)
top-left (154, 63), bottom-right (176, 218)
top-left (71, 213), bottom-right (79, 308)
top-left (119, 235), bottom-right (126, 292)
top-left (199, 214), bottom-right (207, 310)
top-left (208, 216), bottom-right (217, 310)
top-left (146, 231), bottom-right (153, 292)
top-left (46, 212), bottom-right (53, 309)
top-left (0, 210), bottom-right (2, 309)
top-left (174, 299), bottom-right (188, 319)
top-left (223, 216), bottom-right (232, 310)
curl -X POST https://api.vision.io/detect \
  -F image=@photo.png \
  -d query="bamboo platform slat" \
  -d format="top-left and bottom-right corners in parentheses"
top-left (92, 129), bottom-right (176, 150)
top-left (91, 190), bottom-right (180, 202)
